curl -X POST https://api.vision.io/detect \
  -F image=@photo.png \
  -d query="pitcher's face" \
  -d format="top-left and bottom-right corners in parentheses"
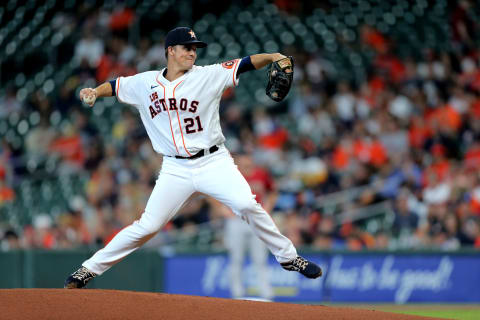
top-left (169, 44), bottom-right (197, 70)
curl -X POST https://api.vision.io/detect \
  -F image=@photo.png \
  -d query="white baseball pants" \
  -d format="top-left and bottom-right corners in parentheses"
top-left (83, 145), bottom-right (297, 275)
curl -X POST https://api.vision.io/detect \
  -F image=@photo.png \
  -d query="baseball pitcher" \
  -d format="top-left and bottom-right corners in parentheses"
top-left (64, 27), bottom-right (321, 289)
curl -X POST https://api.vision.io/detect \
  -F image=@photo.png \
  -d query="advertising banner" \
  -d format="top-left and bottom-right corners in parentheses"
top-left (163, 253), bottom-right (480, 303)
top-left (323, 254), bottom-right (480, 303)
top-left (165, 254), bottom-right (326, 302)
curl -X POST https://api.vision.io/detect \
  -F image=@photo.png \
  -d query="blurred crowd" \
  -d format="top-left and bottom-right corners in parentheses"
top-left (1, 1), bottom-right (480, 252)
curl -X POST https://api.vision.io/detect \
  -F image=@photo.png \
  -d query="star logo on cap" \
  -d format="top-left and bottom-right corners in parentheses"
top-left (189, 30), bottom-right (196, 38)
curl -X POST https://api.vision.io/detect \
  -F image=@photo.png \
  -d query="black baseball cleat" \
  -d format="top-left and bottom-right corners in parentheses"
top-left (64, 266), bottom-right (97, 289)
top-left (280, 256), bottom-right (322, 279)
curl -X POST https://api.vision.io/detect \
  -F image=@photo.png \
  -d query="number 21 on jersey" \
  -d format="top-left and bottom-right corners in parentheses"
top-left (184, 116), bottom-right (203, 134)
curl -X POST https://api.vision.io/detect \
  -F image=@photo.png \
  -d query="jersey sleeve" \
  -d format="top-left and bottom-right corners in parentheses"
top-left (115, 74), bottom-right (141, 107)
top-left (205, 58), bottom-right (241, 91)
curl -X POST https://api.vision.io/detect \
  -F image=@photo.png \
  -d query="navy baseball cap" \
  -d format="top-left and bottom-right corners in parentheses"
top-left (165, 27), bottom-right (207, 49)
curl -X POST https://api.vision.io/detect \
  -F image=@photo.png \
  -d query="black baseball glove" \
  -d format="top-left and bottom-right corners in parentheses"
top-left (266, 56), bottom-right (294, 102)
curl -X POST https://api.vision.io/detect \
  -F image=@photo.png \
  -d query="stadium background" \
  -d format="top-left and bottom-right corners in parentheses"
top-left (1, 0), bottom-right (480, 305)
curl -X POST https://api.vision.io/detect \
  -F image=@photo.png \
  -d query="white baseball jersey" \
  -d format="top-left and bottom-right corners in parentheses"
top-left (81, 56), bottom-right (298, 279)
top-left (115, 59), bottom-right (241, 157)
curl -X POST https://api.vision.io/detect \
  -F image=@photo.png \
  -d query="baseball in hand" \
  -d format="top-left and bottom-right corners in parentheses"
top-left (80, 88), bottom-right (97, 106)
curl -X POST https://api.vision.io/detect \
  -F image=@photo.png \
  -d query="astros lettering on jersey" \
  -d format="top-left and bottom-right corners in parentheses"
top-left (115, 60), bottom-right (240, 157)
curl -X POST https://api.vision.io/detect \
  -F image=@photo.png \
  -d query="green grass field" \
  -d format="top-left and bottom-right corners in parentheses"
top-left (322, 304), bottom-right (480, 320)
top-left (356, 305), bottom-right (480, 320)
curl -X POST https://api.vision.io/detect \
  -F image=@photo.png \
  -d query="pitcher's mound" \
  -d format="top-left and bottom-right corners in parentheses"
top-left (0, 289), bottom-right (436, 320)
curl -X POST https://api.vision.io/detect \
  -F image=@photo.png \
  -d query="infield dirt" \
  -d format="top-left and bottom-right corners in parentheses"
top-left (0, 289), bottom-right (441, 319)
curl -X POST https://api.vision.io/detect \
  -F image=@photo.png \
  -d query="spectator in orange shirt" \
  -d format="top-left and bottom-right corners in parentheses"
top-left (409, 116), bottom-right (432, 149)
top-left (369, 139), bottom-right (388, 167)
top-left (361, 24), bottom-right (388, 53)
top-left (332, 136), bottom-right (354, 170)
top-left (353, 137), bottom-right (388, 167)
top-left (427, 102), bottom-right (462, 133)
top-left (0, 166), bottom-right (14, 205)
top-left (425, 144), bottom-right (451, 183)
top-left (0, 182), bottom-right (14, 205)
top-left (49, 129), bottom-right (85, 169)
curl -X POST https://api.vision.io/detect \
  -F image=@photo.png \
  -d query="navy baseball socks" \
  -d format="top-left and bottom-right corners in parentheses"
top-left (280, 256), bottom-right (322, 279)
top-left (64, 266), bottom-right (97, 289)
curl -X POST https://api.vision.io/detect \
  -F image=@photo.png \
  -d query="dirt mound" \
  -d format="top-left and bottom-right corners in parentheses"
top-left (0, 289), bottom-right (438, 320)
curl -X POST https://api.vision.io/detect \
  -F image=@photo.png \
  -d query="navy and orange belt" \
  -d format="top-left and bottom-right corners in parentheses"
top-left (174, 145), bottom-right (219, 160)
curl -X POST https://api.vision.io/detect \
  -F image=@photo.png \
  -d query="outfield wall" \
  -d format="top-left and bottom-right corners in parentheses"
top-left (1, 249), bottom-right (479, 303)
